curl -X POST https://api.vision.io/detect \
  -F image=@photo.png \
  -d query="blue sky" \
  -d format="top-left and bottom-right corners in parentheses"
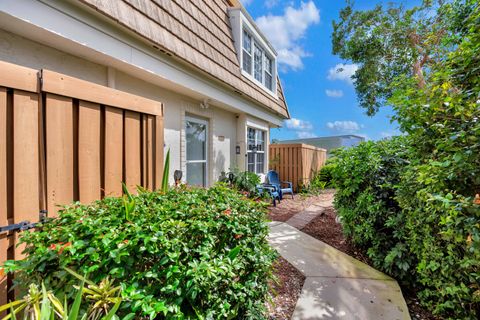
top-left (241, 0), bottom-right (403, 141)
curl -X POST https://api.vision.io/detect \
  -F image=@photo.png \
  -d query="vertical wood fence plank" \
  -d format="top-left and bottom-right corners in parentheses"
top-left (141, 115), bottom-right (147, 188)
top-left (147, 115), bottom-right (154, 190)
top-left (0, 88), bottom-right (7, 308)
top-left (0, 235), bottom-right (7, 308)
top-left (104, 107), bottom-right (123, 196)
top-left (154, 114), bottom-right (164, 189)
top-left (78, 101), bottom-right (101, 203)
top-left (46, 94), bottom-right (74, 217)
top-left (0, 88), bottom-right (6, 229)
top-left (125, 111), bottom-right (141, 193)
top-left (13, 90), bottom-right (39, 258)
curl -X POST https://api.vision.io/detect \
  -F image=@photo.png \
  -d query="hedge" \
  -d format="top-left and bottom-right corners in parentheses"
top-left (4, 184), bottom-right (276, 319)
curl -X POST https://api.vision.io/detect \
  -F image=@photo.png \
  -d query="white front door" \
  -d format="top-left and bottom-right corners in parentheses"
top-left (185, 116), bottom-right (208, 187)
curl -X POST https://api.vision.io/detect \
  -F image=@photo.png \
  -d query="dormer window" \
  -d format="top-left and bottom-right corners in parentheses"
top-left (264, 56), bottom-right (273, 90)
top-left (242, 28), bottom-right (276, 93)
top-left (242, 30), bottom-right (252, 74)
top-left (229, 8), bottom-right (278, 96)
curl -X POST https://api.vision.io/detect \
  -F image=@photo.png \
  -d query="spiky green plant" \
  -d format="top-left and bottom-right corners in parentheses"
top-left (161, 149), bottom-right (170, 192)
top-left (0, 268), bottom-right (128, 320)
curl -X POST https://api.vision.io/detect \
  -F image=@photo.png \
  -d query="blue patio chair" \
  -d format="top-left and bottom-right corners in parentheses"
top-left (266, 170), bottom-right (294, 200)
top-left (256, 184), bottom-right (281, 206)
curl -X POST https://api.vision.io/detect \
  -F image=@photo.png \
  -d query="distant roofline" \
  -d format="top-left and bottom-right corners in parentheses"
top-left (277, 134), bottom-right (366, 142)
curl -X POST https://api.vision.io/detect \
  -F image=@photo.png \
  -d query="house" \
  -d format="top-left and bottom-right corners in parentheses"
top-left (0, 0), bottom-right (289, 188)
top-left (276, 134), bottom-right (365, 157)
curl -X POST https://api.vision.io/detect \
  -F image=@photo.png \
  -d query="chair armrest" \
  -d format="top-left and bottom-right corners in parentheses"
top-left (260, 183), bottom-right (280, 192)
top-left (282, 181), bottom-right (293, 189)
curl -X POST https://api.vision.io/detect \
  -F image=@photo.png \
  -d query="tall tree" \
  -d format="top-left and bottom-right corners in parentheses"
top-left (332, 0), bottom-right (475, 115)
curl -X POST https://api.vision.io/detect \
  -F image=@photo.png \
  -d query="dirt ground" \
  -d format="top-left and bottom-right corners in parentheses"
top-left (267, 189), bottom-right (335, 222)
top-left (266, 257), bottom-right (305, 320)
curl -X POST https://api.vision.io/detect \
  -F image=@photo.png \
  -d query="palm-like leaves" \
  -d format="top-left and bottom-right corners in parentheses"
top-left (1, 268), bottom-right (129, 320)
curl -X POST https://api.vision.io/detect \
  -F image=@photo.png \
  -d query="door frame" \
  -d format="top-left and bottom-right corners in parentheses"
top-left (185, 115), bottom-right (209, 187)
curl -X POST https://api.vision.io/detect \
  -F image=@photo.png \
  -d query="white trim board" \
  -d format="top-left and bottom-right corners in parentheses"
top-left (0, 0), bottom-right (285, 127)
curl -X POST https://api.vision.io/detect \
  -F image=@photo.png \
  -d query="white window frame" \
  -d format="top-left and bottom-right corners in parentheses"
top-left (242, 29), bottom-right (252, 75)
top-left (246, 127), bottom-right (266, 174)
top-left (185, 116), bottom-right (209, 187)
top-left (241, 26), bottom-right (277, 96)
top-left (264, 55), bottom-right (273, 91)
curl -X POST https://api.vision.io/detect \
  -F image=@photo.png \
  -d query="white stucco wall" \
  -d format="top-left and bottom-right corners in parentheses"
top-left (0, 29), bottom-right (238, 186)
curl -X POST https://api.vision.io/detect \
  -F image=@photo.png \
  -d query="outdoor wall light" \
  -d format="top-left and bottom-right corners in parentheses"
top-left (236, 145), bottom-right (241, 154)
top-left (174, 170), bottom-right (183, 186)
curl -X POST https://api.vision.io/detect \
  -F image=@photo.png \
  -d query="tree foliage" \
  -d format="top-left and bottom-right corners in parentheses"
top-left (332, 1), bottom-right (480, 318)
top-left (332, 0), bottom-right (476, 115)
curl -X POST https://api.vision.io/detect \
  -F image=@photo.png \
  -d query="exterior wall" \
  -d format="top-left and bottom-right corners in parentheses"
top-left (0, 29), bottom-right (237, 185)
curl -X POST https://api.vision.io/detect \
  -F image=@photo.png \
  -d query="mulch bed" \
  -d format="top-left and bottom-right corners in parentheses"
top-left (267, 189), bottom-right (335, 222)
top-left (267, 257), bottom-right (305, 320)
top-left (300, 206), bottom-right (438, 320)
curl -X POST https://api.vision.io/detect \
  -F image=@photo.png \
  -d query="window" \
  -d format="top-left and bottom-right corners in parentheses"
top-left (264, 56), bottom-right (273, 91)
top-left (254, 43), bottom-right (263, 83)
top-left (242, 30), bottom-right (252, 75)
top-left (247, 127), bottom-right (265, 174)
top-left (186, 116), bottom-right (208, 187)
top-left (241, 28), bottom-right (275, 93)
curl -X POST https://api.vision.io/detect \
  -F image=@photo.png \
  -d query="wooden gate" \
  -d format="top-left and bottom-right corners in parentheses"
top-left (0, 60), bottom-right (164, 304)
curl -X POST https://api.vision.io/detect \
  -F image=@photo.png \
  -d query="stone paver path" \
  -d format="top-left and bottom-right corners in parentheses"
top-left (285, 198), bottom-right (333, 229)
top-left (269, 221), bottom-right (410, 320)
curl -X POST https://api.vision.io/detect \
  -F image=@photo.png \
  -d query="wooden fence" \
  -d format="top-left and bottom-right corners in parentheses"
top-left (0, 60), bottom-right (164, 305)
top-left (269, 143), bottom-right (327, 192)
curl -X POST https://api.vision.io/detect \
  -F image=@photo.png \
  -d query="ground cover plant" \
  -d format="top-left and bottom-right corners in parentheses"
top-left (0, 269), bottom-right (126, 320)
top-left (332, 1), bottom-right (480, 318)
top-left (4, 184), bottom-right (276, 319)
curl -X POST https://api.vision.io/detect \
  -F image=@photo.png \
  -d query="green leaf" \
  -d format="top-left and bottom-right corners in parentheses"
top-left (228, 246), bottom-right (241, 260)
top-left (101, 299), bottom-right (121, 320)
top-left (68, 279), bottom-right (85, 320)
top-left (161, 149), bottom-right (170, 192)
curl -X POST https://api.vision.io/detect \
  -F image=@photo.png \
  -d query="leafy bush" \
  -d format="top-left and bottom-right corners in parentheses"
top-left (4, 184), bottom-right (276, 319)
top-left (332, 1), bottom-right (480, 318)
top-left (220, 169), bottom-right (262, 198)
top-left (299, 162), bottom-right (336, 194)
top-left (316, 162), bottom-right (336, 188)
top-left (331, 138), bottom-right (414, 281)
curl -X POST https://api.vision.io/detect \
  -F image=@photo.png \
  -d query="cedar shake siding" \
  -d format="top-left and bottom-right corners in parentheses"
top-left (78, 0), bottom-right (289, 119)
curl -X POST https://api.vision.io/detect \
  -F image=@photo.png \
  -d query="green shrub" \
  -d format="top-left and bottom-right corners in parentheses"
top-left (331, 137), bottom-right (415, 281)
top-left (4, 184), bottom-right (276, 319)
top-left (331, 0), bottom-right (480, 318)
top-left (220, 169), bottom-right (262, 198)
top-left (316, 162), bottom-right (336, 188)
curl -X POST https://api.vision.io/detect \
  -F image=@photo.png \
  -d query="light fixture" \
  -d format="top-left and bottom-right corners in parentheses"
top-left (200, 98), bottom-right (210, 109)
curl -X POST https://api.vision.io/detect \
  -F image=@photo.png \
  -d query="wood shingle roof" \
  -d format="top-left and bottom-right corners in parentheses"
top-left (79, 0), bottom-right (289, 119)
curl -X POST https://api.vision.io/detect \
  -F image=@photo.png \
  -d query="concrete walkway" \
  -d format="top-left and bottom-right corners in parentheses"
top-left (269, 222), bottom-right (410, 320)
top-left (285, 197), bottom-right (333, 229)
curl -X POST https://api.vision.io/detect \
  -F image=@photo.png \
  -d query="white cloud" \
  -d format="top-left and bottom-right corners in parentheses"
top-left (265, 0), bottom-right (279, 8)
top-left (284, 118), bottom-right (315, 138)
top-left (327, 63), bottom-right (359, 84)
top-left (285, 118), bottom-right (313, 130)
top-left (326, 120), bottom-right (362, 133)
top-left (297, 131), bottom-right (316, 138)
top-left (325, 89), bottom-right (344, 98)
top-left (256, 1), bottom-right (320, 71)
